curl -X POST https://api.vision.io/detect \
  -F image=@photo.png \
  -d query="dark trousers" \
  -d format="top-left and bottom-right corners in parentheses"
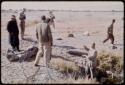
top-left (103, 33), bottom-right (114, 44)
top-left (9, 34), bottom-right (19, 50)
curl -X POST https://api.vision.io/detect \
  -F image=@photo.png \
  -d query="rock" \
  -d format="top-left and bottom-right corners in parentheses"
top-left (6, 49), bottom-right (19, 62)
top-left (56, 38), bottom-right (62, 40)
top-left (112, 45), bottom-right (117, 49)
top-left (6, 46), bottom-right (38, 62)
top-left (67, 51), bottom-right (86, 56)
top-left (68, 34), bottom-right (74, 37)
top-left (20, 46), bottom-right (38, 61)
top-left (83, 31), bottom-right (89, 36)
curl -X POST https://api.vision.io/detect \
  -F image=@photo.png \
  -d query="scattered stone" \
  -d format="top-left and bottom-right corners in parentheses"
top-left (68, 34), bottom-right (74, 37)
top-left (112, 45), bottom-right (117, 49)
top-left (6, 49), bottom-right (19, 62)
top-left (20, 45), bottom-right (38, 61)
top-left (6, 46), bottom-right (38, 62)
top-left (67, 50), bottom-right (87, 56)
top-left (83, 31), bottom-right (90, 36)
top-left (56, 38), bottom-right (62, 40)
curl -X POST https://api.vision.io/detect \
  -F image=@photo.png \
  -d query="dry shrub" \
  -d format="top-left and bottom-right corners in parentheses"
top-left (47, 77), bottom-right (99, 84)
top-left (73, 77), bottom-right (99, 84)
top-left (50, 58), bottom-right (79, 73)
top-left (96, 51), bottom-right (123, 84)
top-left (50, 58), bottom-right (99, 84)
top-left (97, 51), bottom-right (123, 73)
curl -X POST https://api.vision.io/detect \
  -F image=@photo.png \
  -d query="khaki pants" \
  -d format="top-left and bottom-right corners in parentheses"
top-left (34, 42), bottom-right (52, 67)
top-left (20, 20), bottom-right (25, 39)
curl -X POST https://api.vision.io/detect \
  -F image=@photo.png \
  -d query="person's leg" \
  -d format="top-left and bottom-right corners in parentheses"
top-left (34, 45), bottom-right (43, 66)
top-left (52, 22), bottom-right (55, 29)
top-left (47, 44), bottom-right (51, 64)
top-left (110, 34), bottom-right (114, 44)
top-left (10, 34), bottom-right (16, 51)
top-left (23, 21), bottom-right (25, 36)
top-left (43, 43), bottom-right (51, 67)
top-left (15, 35), bottom-right (20, 51)
top-left (20, 21), bottom-right (23, 39)
top-left (20, 21), bottom-right (25, 39)
top-left (103, 34), bottom-right (110, 43)
top-left (49, 46), bottom-right (52, 61)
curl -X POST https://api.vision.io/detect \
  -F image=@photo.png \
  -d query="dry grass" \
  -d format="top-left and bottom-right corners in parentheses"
top-left (96, 51), bottom-right (123, 84)
top-left (97, 51), bottom-right (123, 73)
top-left (50, 51), bottom-right (123, 84)
top-left (50, 58), bottom-right (79, 73)
top-left (47, 77), bottom-right (99, 84)
top-left (50, 58), bottom-right (99, 84)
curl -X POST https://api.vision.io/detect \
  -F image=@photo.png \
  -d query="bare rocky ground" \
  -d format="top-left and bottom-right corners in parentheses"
top-left (1, 10), bottom-right (124, 84)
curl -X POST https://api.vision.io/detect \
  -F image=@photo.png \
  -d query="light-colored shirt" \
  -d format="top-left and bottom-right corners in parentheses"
top-left (36, 21), bottom-right (53, 44)
top-left (19, 12), bottom-right (26, 20)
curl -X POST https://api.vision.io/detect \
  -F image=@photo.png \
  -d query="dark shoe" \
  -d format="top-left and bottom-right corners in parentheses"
top-left (21, 37), bottom-right (24, 40)
top-left (34, 64), bottom-right (39, 67)
top-left (17, 49), bottom-right (20, 52)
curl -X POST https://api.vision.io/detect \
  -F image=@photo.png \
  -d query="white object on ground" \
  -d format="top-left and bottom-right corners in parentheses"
top-left (83, 31), bottom-right (89, 36)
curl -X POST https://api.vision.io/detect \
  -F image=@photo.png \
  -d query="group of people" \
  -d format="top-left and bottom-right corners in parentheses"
top-left (7, 9), bottom-right (55, 67)
top-left (7, 8), bottom-right (26, 51)
top-left (7, 9), bottom-right (116, 69)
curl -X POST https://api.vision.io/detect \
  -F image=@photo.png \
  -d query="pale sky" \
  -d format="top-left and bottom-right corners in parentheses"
top-left (1, 1), bottom-right (124, 11)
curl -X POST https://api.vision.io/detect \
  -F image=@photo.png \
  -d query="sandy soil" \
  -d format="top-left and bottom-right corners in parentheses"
top-left (1, 10), bottom-right (124, 84)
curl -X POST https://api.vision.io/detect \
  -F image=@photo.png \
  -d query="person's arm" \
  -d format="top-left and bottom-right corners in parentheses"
top-left (7, 21), bottom-right (12, 34)
top-left (7, 21), bottom-right (10, 32)
top-left (47, 25), bottom-right (53, 45)
top-left (36, 26), bottom-right (38, 40)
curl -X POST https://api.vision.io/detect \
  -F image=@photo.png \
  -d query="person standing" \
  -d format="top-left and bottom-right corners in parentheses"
top-left (103, 19), bottom-right (116, 44)
top-left (48, 11), bottom-right (55, 29)
top-left (19, 8), bottom-right (26, 39)
top-left (7, 15), bottom-right (20, 51)
top-left (34, 16), bottom-right (53, 67)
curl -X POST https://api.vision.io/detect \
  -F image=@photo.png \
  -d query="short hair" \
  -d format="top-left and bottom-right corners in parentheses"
top-left (11, 15), bottom-right (16, 19)
top-left (41, 15), bottom-right (46, 21)
top-left (12, 15), bottom-right (15, 17)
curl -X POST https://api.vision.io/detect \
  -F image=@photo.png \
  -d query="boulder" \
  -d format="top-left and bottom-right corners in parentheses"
top-left (83, 31), bottom-right (90, 36)
top-left (6, 49), bottom-right (19, 62)
top-left (20, 46), bottom-right (38, 61)
top-left (6, 46), bottom-right (38, 62)
top-left (112, 45), bottom-right (117, 49)
top-left (68, 34), bottom-right (74, 37)
top-left (67, 50), bottom-right (87, 56)
top-left (56, 38), bottom-right (63, 40)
